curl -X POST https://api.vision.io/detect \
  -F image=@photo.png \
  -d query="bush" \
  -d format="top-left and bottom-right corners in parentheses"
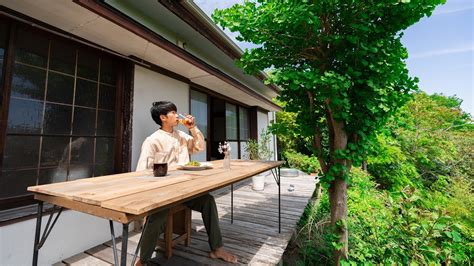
top-left (245, 129), bottom-right (273, 160)
top-left (284, 151), bottom-right (320, 174)
top-left (367, 134), bottom-right (419, 190)
top-left (294, 169), bottom-right (474, 265)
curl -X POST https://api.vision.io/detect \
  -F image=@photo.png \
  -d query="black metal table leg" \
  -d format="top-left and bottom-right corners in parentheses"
top-left (109, 220), bottom-right (119, 266)
top-left (32, 203), bottom-right (63, 266)
top-left (271, 167), bottom-right (281, 233)
top-left (231, 184), bottom-right (234, 224)
top-left (32, 202), bottom-right (43, 266)
top-left (121, 223), bottom-right (129, 266)
top-left (278, 167), bottom-right (281, 233)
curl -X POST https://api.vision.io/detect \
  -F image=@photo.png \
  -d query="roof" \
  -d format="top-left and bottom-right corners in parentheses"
top-left (0, 0), bottom-right (281, 111)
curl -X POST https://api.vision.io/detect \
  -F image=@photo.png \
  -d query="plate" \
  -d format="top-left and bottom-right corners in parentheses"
top-left (177, 162), bottom-right (213, 171)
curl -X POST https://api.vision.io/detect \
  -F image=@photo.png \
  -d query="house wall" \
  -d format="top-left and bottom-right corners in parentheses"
top-left (0, 211), bottom-right (122, 266)
top-left (131, 65), bottom-right (190, 170)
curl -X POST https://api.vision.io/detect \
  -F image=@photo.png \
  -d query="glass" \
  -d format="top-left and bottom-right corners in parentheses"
top-left (77, 49), bottom-right (98, 80)
top-left (223, 151), bottom-right (231, 170)
top-left (11, 63), bottom-right (46, 100)
top-left (75, 78), bottom-right (97, 108)
top-left (240, 141), bottom-right (249, 160)
top-left (0, 169), bottom-right (38, 198)
top-left (40, 136), bottom-right (70, 167)
top-left (94, 163), bottom-right (114, 177)
top-left (1, 22), bottom-right (120, 210)
top-left (178, 113), bottom-right (194, 126)
top-left (191, 140), bottom-right (207, 162)
top-left (226, 103), bottom-right (237, 139)
top-left (49, 39), bottom-right (76, 75)
top-left (15, 26), bottom-right (49, 67)
top-left (228, 141), bottom-right (239, 159)
top-left (46, 72), bottom-right (74, 104)
top-left (97, 110), bottom-right (115, 136)
top-left (190, 90), bottom-right (208, 136)
top-left (95, 137), bottom-right (115, 165)
top-left (70, 137), bottom-right (94, 164)
top-left (98, 84), bottom-right (116, 110)
top-left (2, 135), bottom-right (40, 169)
top-left (239, 107), bottom-right (249, 140)
top-left (68, 164), bottom-right (92, 181)
top-left (100, 56), bottom-right (117, 85)
top-left (43, 103), bottom-right (72, 135)
top-left (7, 98), bottom-right (43, 134)
top-left (0, 21), bottom-right (7, 89)
top-left (39, 167), bottom-right (66, 185)
top-left (73, 107), bottom-right (96, 135)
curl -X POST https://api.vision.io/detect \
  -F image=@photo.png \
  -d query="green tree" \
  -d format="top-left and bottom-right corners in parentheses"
top-left (213, 1), bottom-right (444, 263)
top-left (387, 92), bottom-right (473, 186)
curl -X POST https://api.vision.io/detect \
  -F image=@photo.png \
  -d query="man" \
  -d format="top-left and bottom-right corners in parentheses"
top-left (135, 101), bottom-right (237, 265)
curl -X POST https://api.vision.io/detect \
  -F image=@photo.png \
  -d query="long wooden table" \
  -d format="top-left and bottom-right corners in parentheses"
top-left (28, 160), bottom-right (283, 266)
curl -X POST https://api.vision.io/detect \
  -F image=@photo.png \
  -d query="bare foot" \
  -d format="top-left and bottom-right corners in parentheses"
top-left (135, 258), bottom-right (143, 266)
top-left (210, 247), bottom-right (238, 263)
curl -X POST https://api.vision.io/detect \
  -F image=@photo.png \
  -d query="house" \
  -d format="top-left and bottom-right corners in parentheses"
top-left (0, 1), bottom-right (280, 265)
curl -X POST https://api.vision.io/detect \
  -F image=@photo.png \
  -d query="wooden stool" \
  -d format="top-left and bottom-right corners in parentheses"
top-left (156, 204), bottom-right (192, 258)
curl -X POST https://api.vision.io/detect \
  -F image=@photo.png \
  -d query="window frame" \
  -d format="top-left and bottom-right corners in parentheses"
top-left (0, 17), bottom-right (129, 214)
top-left (190, 87), bottom-right (252, 161)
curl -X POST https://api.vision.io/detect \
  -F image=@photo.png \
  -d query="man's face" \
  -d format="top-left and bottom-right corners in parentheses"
top-left (160, 110), bottom-right (179, 127)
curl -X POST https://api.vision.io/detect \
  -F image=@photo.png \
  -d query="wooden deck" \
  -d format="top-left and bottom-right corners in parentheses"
top-left (55, 173), bottom-right (316, 265)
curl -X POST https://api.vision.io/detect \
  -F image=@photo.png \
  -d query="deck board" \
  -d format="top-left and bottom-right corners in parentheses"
top-left (57, 173), bottom-right (316, 265)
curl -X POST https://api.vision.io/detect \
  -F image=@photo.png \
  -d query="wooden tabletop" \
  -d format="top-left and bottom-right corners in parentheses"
top-left (27, 160), bottom-right (284, 223)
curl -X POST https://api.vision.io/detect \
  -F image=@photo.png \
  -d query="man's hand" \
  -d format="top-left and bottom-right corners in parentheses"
top-left (184, 114), bottom-right (195, 129)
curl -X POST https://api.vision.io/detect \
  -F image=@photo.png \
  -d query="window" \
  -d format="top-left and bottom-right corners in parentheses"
top-left (0, 21), bottom-right (120, 210)
top-left (208, 97), bottom-right (250, 160)
top-left (190, 89), bottom-right (208, 162)
top-left (239, 108), bottom-right (250, 159)
top-left (0, 18), bottom-right (9, 108)
top-left (225, 103), bottom-right (239, 158)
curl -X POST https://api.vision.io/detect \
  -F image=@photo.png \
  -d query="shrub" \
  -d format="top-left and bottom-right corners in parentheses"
top-left (284, 151), bottom-right (320, 174)
top-left (367, 134), bottom-right (419, 190)
top-left (245, 129), bottom-right (273, 160)
top-left (294, 169), bottom-right (474, 265)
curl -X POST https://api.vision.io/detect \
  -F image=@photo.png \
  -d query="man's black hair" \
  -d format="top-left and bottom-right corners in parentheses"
top-left (150, 101), bottom-right (177, 127)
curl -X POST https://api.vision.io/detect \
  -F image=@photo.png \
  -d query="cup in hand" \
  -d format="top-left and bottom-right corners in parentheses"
top-left (147, 152), bottom-right (168, 177)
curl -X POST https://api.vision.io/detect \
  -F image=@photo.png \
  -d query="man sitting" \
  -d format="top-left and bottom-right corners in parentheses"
top-left (135, 101), bottom-right (237, 265)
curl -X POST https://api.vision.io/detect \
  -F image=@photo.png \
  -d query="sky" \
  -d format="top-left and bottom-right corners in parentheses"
top-left (195, 0), bottom-right (473, 115)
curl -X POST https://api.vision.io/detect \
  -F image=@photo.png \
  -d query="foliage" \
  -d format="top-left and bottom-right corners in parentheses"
top-left (387, 92), bottom-right (473, 187)
top-left (286, 93), bottom-right (473, 264)
top-left (214, 0), bottom-right (442, 180)
top-left (270, 100), bottom-right (313, 155)
top-left (295, 169), bottom-right (474, 265)
top-left (214, 0), bottom-right (445, 262)
top-left (245, 129), bottom-right (273, 160)
top-left (284, 151), bottom-right (320, 174)
top-left (367, 134), bottom-right (419, 190)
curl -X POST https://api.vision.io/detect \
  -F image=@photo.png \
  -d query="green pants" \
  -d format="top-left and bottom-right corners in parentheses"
top-left (139, 194), bottom-right (223, 263)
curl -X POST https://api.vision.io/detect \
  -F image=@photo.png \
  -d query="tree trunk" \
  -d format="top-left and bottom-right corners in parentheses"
top-left (362, 160), bottom-right (367, 171)
top-left (329, 177), bottom-right (348, 265)
top-left (329, 118), bottom-right (349, 265)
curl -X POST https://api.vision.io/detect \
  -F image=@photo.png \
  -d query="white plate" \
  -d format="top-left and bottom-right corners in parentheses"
top-left (177, 162), bottom-right (213, 171)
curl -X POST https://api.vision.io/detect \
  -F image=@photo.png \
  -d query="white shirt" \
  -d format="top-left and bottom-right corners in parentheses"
top-left (136, 127), bottom-right (205, 171)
